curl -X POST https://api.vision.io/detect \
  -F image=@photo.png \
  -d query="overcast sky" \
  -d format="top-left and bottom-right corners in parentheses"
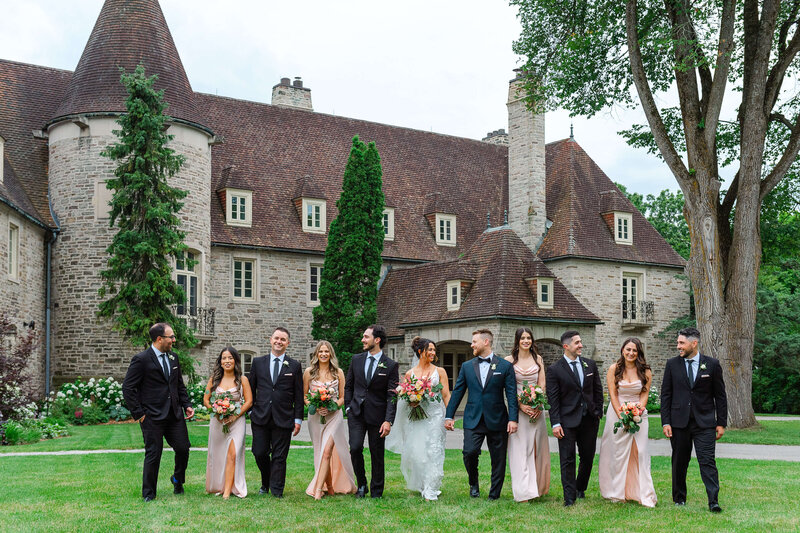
top-left (1, 0), bottom-right (680, 196)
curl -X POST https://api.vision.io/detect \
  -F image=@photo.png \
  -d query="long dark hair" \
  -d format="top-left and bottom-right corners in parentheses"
top-left (411, 336), bottom-right (437, 363)
top-left (511, 327), bottom-right (543, 373)
top-left (309, 340), bottom-right (340, 381)
top-left (210, 346), bottom-right (242, 391)
top-left (614, 337), bottom-right (650, 392)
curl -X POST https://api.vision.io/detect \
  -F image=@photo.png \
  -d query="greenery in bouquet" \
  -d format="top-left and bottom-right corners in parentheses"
top-left (614, 401), bottom-right (644, 434)
top-left (305, 387), bottom-right (338, 424)
top-left (393, 374), bottom-right (443, 422)
top-left (518, 380), bottom-right (549, 422)
top-left (210, 390), bottom-right (242, 433)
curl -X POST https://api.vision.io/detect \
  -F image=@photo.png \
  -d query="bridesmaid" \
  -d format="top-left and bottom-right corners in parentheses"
top-left (505, 327), bottom-right (550, 502)
top-left (203, 346), bottom-right (253, 499)
top-left (303, 340), bottom-right (356, 499)
top-left (598, 337), bottom-right (657, 507)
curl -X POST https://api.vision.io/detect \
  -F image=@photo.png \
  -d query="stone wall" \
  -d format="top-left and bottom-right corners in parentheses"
top-left (0, 205), bottom-right (48, 395)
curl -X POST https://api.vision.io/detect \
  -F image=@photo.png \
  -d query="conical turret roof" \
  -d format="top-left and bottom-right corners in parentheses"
top-left (49, 0), bottom-right (208, 131)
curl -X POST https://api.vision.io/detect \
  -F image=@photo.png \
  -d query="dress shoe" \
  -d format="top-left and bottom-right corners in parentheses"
top-left (259, 486), bottom-right (270, 495)
top-left (271, 492), bottom-right (283, 498)
top-left (576, 491), bottom-right (585, 499)
top-left (674, 501), bottom-right (686, 506)
top-left (370, 494), bottom-right (382, 499)
top-left (487, 495), bottom-right (499, 501)
top-left (709, 503), bottom-right (722, 513)
top-left (564, 500), bottom-right (575, 507)
top-left (469, 485), bottom-right (480, 498)
top-left (356, 485), bottom-right (368, 498)
top-left (143, 496), bottom-right (155, 502)
top-left (171, 476), bottom-right (184, 495)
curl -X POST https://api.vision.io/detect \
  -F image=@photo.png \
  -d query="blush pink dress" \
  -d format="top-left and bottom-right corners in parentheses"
top-left (507, 363), bottom-right (551, 501)
top-left (205, 385), bottom-right (247, 498)
top-left (598, 380), bottom-right (657, 507)
top-left (305, 379), bottom-right (357, 496)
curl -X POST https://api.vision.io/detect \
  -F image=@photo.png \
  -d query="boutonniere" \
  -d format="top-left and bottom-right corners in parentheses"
top-left (168, 355), bottom-right (174, 361)
top-left (377, 362), bottom-right (387, 369)
top-left (491, 363), bottom-right (497, 370)
top-left (282, 360), bottom-right (289, 367)
top-left (582, 361), bottom-right (588, 369)
top-left (699, 363), bottom-right (707, 370)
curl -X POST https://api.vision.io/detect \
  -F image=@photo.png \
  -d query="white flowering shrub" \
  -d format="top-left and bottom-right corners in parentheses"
top-left (45, 377), bottom-right (129, 423)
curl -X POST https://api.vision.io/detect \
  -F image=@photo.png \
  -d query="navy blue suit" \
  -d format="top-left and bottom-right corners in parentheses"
top-left (445, 354), bottom-right (518, 498)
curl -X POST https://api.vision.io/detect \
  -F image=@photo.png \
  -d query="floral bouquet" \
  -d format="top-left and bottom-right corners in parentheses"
top-left (393, 375), bottom-right (444, 421)
top-left (518, 381), bottom-right (549, 423)
top-left (306, 387), bottom-right (338, 424)
top-left (210, 391), bottom-right (242, 433)
top-left (613, 401), bottom-right (644, 434)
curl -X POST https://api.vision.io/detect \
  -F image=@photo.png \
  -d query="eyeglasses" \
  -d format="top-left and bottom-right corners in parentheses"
top-left (161, 335), bottom-right (177, 340)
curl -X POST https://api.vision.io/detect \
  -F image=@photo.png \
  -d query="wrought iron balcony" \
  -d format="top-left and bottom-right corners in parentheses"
top-left (172, 305), bottom-right (216, 338)
top-left (621, 299), bottom-right (654, 328)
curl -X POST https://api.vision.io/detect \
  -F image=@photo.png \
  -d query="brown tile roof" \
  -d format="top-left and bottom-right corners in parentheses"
top-left (0, 60), bottom-right (71, 226)
top-left (49, 0), bottom-right (208, 131)
top-left (539, 139), bottom-right (685, 267)
top-left (378, 227), bottom-right (600, 336)
top-left (198, 93), bottom-right (509, 261)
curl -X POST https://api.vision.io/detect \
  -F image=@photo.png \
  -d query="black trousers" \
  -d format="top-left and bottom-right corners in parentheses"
top-left (139, 415), bottom-right (190, 499)
top-left (348, 414), bottom-right (385, 497)
top-left (670, 417), bottom-right (720, 505)
top-left (251, 419), bottom-right (292, 496)
top-left (463, 416), bottom-right (508, 499)
top-left (557, 414), bottom-right (599, 503)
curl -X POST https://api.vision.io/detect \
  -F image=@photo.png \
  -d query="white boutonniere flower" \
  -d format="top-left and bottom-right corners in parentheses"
top-left (168, 355), bottom-right (174, 361)
top-left (491, 363), bottom-right (497, 370)
top-left (282, 360), bottom-right (289, 367)
top-left (582, 361), bottom-right (588, 369)
top-left (378, 362), bottom-right (387, 369)
top-left (699, 363), bottom-right (707, 370)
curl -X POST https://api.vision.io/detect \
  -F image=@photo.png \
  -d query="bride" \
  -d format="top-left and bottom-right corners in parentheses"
top-left (386, 337), bottom-right (451, 501)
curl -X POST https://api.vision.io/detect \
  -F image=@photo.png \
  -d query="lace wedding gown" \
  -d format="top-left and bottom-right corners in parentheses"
top-left (385, 369), bottom-right (446, 500)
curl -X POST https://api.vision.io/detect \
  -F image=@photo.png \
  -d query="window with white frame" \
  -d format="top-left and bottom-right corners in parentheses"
top-left (226, 189), bottom-right (252, 227)
top-left (302, 199), bottom-right (326, 233)
top-left (537, 277), bottom-right (554, 309)
top-left (446, 280), bottom-right (461, 311)
top-left (435, 214), bottom-right (457, 246)
top-left (233, 258), bottom-right (256, 300)
top-left (614, 212), bottom-right (633, 244)
top-left (308, 263), bottom-right (324, 305)
top-left (175, 250), bottom-right (199, 316)
top-left (622, 271), bottom-right (644, 320)
top-left (383, 208), bottom-right (395, 240)
top-left (8, 222), bottom-right (19, 279)
top-left (240, 350), bottom-right (255, 375)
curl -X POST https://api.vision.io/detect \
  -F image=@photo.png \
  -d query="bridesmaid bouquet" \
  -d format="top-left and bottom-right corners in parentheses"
top-left (518, 381), bottom-right (549, 423)
top-left (614, 401), bottom-right (644, 434)
top-left (210, 391), bottom-right (242, 434)
top-left (393, 375), bottom-right (444, 421)
top-left (306, 387), bottom-right (338, 424)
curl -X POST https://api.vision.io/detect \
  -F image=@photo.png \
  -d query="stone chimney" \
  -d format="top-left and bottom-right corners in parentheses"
top-left (507, 73), bottom-right (546, 252)
top-left (482, 129), bottom-right (509, 146)
top-left (271, 76), bottom-right (313, 111)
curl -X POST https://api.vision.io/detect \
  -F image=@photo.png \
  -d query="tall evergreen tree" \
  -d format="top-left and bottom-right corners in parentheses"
top-left (312, 136), bottom-right (385, 371)
top-left (98, 65), bottom-right (197, 381)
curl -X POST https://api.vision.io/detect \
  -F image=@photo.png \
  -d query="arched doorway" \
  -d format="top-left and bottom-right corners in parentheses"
top-left (437, 340), bottom-right (472, 391)
top-left (536, 338), bottom-right (562, 368)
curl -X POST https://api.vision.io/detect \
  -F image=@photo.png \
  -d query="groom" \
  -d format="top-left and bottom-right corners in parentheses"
top-left (661, 327), bottom-right (727, 512)
top-left (546, 330), bottom-right (603, 506)
top-left (445, 328), bottom-right (518, 500)
top-left (344, 324), bottom-right (399, 498)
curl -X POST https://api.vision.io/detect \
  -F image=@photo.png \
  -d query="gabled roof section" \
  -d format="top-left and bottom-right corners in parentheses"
top-left (0, 60), bottom-right (71, 226)
top-left (49, 0), bottom-right (208, 131)
top-left (200, 93), bottom-right (509, 261)
top-left (538, 139), bottom-right (685, 267)
top-left (378, 227), bottom-right (599, 336)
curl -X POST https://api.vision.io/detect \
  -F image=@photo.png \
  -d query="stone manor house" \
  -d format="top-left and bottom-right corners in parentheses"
top-left (0, 0), bottom-right (688, 396)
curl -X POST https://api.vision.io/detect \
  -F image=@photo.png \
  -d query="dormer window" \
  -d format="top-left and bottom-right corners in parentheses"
top-left (537, 277), bottom-right (554, 309)
top-left (383, 208), bottom-right (395, 240)
top-left (302, 198), bottom-right (326, 233)
top-left (435, 214), bottom-right (457, 246)
top-left (225, 188), bottom-right (252, 227)
top-left (446, 280), bottom-right (462, 311)
top-left (614, 213), bottom-right (633, 245)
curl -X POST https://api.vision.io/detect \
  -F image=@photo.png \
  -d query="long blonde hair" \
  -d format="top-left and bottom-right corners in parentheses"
top-left (309, 340), bottom-right (340, 381)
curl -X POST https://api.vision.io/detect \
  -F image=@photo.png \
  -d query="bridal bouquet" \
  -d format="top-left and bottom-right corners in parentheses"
top-left (614, 401), bottom-right (644, 434)
top-left (518, 381), bottom-right (549, 423)
top-left (306, 387), bottom-right (338, 424)
top-left (393, 375), bottom-right (443, 421)
top-left (210, 391), bottom-right (242, 434)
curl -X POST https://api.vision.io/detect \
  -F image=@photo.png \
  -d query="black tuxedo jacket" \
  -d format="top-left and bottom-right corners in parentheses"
top-left (444, 354), bottom-right (518, 432)
top-left (248, 354), bottom-right (304, 428)
top-left (661, 354), bottom-right (727, 429)
top-left (122, 347), bottom-right (191, 421)
top-left (344, 351), bottom-right (399, 426)
top-left (546, 356), bottom-right (603, 429)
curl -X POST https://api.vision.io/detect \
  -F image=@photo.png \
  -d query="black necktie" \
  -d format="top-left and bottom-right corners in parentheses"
top-left (160, 353), bottom-right (170, 379)
top-left (273, 357), bottom-right (281, 382)
top-left (687, 360), bottom-right (695, 387)
top-left (571, 360), bottom-right (581, 385)
top-left (366, 356), bottom-right (376, 382)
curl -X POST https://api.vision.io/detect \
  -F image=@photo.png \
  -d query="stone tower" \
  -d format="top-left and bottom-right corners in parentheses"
top-left (506, 75), bottom-right (547, 252)
top-left (45, 0), bottom-right (214, 381)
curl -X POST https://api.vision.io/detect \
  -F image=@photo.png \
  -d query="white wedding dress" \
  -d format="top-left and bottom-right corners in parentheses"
top-left (385, 369), bottom-right (446, 500)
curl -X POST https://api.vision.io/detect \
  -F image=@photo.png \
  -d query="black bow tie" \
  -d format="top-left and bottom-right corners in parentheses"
top-left (479, 358), bottom-right (492, 364)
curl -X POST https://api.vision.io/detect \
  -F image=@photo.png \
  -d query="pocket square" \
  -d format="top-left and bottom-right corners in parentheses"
top-left (586, 373), bottom-right (594, 376)
top-left (493, 371), bottom-right (502, 375)
top-left (377, 373), bottom-right (387, 376)
top-left (700, 374), bottom-right (710, 378)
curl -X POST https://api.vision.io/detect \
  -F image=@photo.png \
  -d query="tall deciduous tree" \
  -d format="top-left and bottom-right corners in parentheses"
top-left (513, 0), bottom-right (800, 427)
top-left (312, 136), bottom-right (385, 371)
top-left (98, 65), bottom-right (197, 381)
